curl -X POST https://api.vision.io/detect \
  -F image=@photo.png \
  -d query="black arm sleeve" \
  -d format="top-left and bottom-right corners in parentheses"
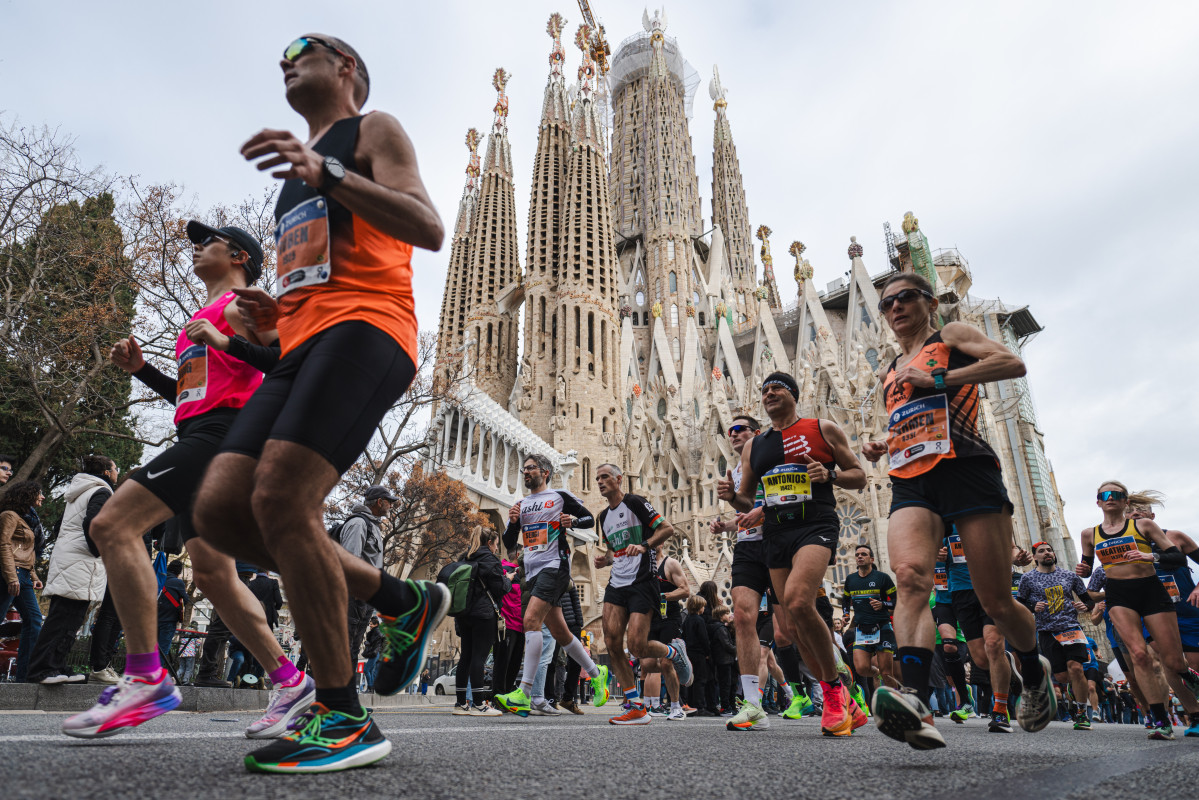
top-left (226, 336), bottom-right (281, 374)
top-left (82, 488), bottom-right (113, 557)
top-left (1158, 546), bottom-right (1186, 571)
top-left (133, 363), bottom-right (177, 404)
top-left (1077, 589), bottom-right (1097, 610)
top-left (503, 521), bottom-right (521, 552)
top-left (558, 492), bottom-right (594, 528)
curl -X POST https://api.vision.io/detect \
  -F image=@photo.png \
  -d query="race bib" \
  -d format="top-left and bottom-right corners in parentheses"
top-left (887, 394), bottom-right (951, 471)
top-left (1095, 536), bottom-right (1138, 566)
top-left (522, 522), bottom-right (550, 552)
top-left (858, 628), bottom-right (881, 646)
top-left (1011, 575), bottom-right (1020, 598)
top-left (934, 566), bottom-right (948, 592)
top-left (659, 593), bottom-right (668, 618)
top-left (761, 465), bottom-right (811, 508)
top-left (275, 196), bottom-right (331, 295)
top-left (1053, 629), bottom-right (1087, 647)
top-left (947, 534), bottom-right (966, 565)
top-left (1160, 574), bottom-right (1182, 603)
top-left (176, 344), bottom-right (208, 404)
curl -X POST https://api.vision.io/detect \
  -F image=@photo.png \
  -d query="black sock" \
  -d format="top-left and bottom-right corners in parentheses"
top-left (776, 644), bottom-right (803, 685)
top-left (456, 689), bottom-right (467, 706)
top-left (368, 570), bottom-right (419, 617)
top-left (942, 650), bottom-right (968, 707)
top-left (1149, 702), bottom-right (1168, 727)
top-left (897, 647), bottom-right (934, 706)
top-left (1014, 647), bottom-right (1045, 685)
top-left (316, 683), bottom-right (362, 716)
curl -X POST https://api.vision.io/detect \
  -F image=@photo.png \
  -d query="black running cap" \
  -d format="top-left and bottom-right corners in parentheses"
top-left (186, 220), bottom-right (264, 282)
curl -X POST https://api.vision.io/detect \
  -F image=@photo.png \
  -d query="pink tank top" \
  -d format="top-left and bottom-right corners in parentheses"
top-left (174, 293), bottom-right (263, 424)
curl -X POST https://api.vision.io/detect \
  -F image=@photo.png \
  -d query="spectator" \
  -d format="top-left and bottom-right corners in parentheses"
top-left (492, 548), bottom-right (524, 695)
top-left (556, 585), bottom-right (586, 714)
top-left (0, 480), bottom-right (46, 681)
top-left (336, 485), bottom-right (393, 663)
top-left (177, 634), bottom-right (200, 685)
top-left (157, 559), bottom-right (188, 668)
top-left (420, 667), bottom-right (431, 695)
top-left (362, 617), bottom-right (383, 692)
top-left (27, 455), bottom-right (117, 684)
top-left (699, 582), bottom-right (723, 714)
top-left (0, 455), bottom-right (14, 486)
top-left (453, 526), bottom-right (511, 715)
top-left (711, 605), bottom-right (738, 713)
top-left (681, 595), bottom-right (713, 715)
top-left (248, 570), bottom-right (283, 631)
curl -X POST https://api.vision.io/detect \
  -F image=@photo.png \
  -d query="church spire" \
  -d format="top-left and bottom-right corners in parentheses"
top-left (756, 225), bottom-right (783, 309)
top-left (710, 64), bottom-right (756, 326)
top-left (436, 128), bottom-right (483, 374)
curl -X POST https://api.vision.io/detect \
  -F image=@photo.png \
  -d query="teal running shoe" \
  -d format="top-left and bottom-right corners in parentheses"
top-left (244, 703), bottom-right (390, 773)
top-left (372, 581), bottom-right (451, 696)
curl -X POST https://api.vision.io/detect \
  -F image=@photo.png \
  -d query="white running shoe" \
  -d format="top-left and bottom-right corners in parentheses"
top-left (872, 686), bottom-right (946, 750)
top-left (62, 670), bottom-right (181, 738)
top-left (667, 707), bottom-right (687, 721)
top-left (469, 703), bottom-right (502, 716)
top-left (88, 667), bottom-right (120, 685)
top-left (452, 704), bottom-right (471, 715)
top-left (245, 672), bottom-right (316, 738)
top-left (530, 699), bottom-right (564, 716)
top-left (726, 699), bottom-right (770, 731)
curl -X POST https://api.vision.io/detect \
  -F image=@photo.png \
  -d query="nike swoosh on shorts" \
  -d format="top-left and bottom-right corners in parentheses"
top-left (147, 468), bottom-right (174, 480)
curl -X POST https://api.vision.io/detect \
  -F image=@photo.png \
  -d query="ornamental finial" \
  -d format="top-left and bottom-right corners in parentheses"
top-left (901, 211), bottom-right (919, 234)
top-left (547, 13), bottom-right (567, 76)
top-left (464, 128), bottom-right (481, 188)
top-left (709, 64), bottom-right (726, 108)
top-left (847, 235), bottom-right (863, 260)
top-left (756, 225), bottom-right (773, 268)
top-left (491, 68), bottom-right (510, 132)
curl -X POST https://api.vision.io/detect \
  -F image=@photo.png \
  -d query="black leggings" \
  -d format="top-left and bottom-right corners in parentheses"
top-left (456, 616), bottom-right (497, 705)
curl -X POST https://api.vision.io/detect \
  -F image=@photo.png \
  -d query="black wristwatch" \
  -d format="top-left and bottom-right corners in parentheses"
top-left (320, 156), bottom-right (346, 193)
top-left (826, 465), bottom-right (838, 484)
top-left (931, 368), bottom-right (948, 390)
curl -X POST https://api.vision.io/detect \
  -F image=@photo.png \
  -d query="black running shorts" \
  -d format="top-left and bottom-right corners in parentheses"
top-left (1038, 630), bottom-right (1090, 675)
top-left (757, 613), bottom-right (774, 648)
top-left (730, 538), bottom-right (771, 596)
top-left (1103, 574), bottom-right (1176, 618)
top-left (1084, 666), bottom-right (1101, 684)
top-left (951, 589), bottom-right (995, 642)
top-left (649, 614), bottom-right (682, 645)
top-left (527, 568), bottom-right (571, 607)
top-left (889, 456), bottom-right (1014, 523)
top-left (219, 321), bottom-right (416, 475)
top-left (933, 601), bottom-right (957, 629)
top-left (852, 623), bottom-right (896, 654)
top-left (764, 515), bottom-right (838, 570)
top-left (603, 579), bottom-right (658, 616)
top-left (129, 408), bottom-right (240, 542)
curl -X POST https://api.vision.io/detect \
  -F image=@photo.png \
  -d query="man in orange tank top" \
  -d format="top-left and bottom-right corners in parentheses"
top-left (191, 34), bottom-right (451, 774)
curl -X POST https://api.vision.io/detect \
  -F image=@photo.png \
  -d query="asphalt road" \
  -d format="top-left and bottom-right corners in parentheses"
top-left (0, 704), bottom-right (1196, 800)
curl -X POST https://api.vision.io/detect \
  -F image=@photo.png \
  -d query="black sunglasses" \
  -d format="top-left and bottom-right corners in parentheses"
top-left (878, 287), bottom-right (933, 313)
top-left (198, 234), bottom-right (230, 248)
top-left (283, 36), bottom-right (349, 63)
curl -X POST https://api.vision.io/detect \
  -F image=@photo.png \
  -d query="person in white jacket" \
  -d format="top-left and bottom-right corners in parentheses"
top-left (26, 455), bottom-right (117, 684)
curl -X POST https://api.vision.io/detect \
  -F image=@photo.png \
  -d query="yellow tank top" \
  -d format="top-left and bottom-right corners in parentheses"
top-left (1092, 518), bottom-right (1153, 567)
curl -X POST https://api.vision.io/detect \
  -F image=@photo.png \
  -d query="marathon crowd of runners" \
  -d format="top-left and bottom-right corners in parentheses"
top-left (1, 32), bottom-right (1198, 775)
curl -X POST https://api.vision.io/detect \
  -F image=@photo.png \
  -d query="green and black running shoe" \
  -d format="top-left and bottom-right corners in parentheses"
top-left (372, 581), bottom-right (451, 697)
top-left (244, 703), bottom-right (390, 773)
top-left (1148, 724), bottom-right (1175, 741)
top-left (949, 704), bottom-right (972, 724)
top-left (1073, 712), bottom-right (1092, 731)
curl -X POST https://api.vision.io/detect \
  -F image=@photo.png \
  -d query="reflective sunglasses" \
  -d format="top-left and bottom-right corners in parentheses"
top-left (198, 234), bottom-right (230, 248)
top-left (878, 287), bottom-right (933, 313)
top-left (1097, 490), bottom-right (1127, 502)
top-left (283, 36), bottom-right (348, 63)
top-left (728, 424), bottom-right (752, 436)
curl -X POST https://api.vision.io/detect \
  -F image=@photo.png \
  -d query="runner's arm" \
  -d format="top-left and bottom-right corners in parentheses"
top-left (729, 440), bottom-right (757, 513)
top-left (502, 520), bottom-right (521, 552)
top-left (819, 420), bottom-right (867, 490)
top-left (350, 112), bottom-right (444, 250)
top-left (1166, 529), bottom-right (1199, 566)
top-left (1015, 573), bottom-right (1037, 613)
top-left (663, 559), bottom-right (690, 602)
top-left (1137, 519), bottom-right (1187, 570)
top-left (938, 321), bottom-right (1027, 384)
top-left (225, 336), bottom-right (281, 373)
top-left (133, 362), bottom-right (178, 404)
top-left (1075, 528), bottom-right (1095, 577)
top-left (558, 493), bottom-right (594, 529)
top-left (1072, 574), bottom-right (1097, 610)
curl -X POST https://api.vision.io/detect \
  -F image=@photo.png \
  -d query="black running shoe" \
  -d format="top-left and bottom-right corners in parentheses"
top-left (1005, 650), bottom-right (1024, 705)
top-left (244, 703), bottom-right (390, 773)
top-left (372, 580), bottom-right (451, 697)
top-left (988, 711), bottom-right (1012, 733)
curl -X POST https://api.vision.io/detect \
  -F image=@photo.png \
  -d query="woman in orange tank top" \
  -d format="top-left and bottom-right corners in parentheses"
top-left (860, 272), bottom-right (1057, 745)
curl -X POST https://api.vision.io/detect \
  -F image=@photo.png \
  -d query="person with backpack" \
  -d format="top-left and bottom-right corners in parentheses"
top-left (333, 485), bottom-right (393, 665)
top-left (448, 526), bottom-right (511, 715)
top-left (157, 560), bottom-right (189, 669)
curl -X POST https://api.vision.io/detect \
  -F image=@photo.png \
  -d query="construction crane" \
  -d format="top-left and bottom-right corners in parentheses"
top-left (577, 0), bottom-right (612, 141)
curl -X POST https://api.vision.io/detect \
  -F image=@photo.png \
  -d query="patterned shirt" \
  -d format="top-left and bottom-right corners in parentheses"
top-left (1018, 567), bottom-right (1087, 633)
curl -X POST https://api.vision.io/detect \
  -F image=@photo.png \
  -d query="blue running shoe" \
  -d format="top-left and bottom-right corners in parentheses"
top-left (244, 703), bottom-right (391, 773)
top-left (372, 581), bottom-right (451, 696)
top-left (669, 638), bottom-right (694, 688)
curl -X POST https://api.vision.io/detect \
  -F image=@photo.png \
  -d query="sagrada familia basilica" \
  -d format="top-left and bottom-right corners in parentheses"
top-left (428, 10), bottom-right (1071, 632)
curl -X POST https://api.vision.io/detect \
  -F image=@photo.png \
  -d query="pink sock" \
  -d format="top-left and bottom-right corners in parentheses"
top-left (126, 651), bottom-right (161, 678)
top-left (269, 657), bottom-right (302, 687)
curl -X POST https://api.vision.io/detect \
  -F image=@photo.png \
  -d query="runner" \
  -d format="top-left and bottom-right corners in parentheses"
top-left (592, 463), bottom-right (692, 724)
top-left (1127, 502), bottom-right (1199, 684)
top-left (1087, 567), bottom-right (1165, 732)
top-left (861, 272), bottom-right (1055, 750)
top-left (843, 544), bottom-right (898, 691)
top-left (1075, 484), bottom-right (1199, 739)
top-left (930, 585), bottom-right (973, 723)
top-left (493, 455), bottom-right (610, 716)
top-left (1017, 542), bottom-right (1097, 730)
top-left (643, 552), bottom-right (691, 720)
top-left (1082, 634), bottom-right (1103, 722)
top-left (189, 35), bottom-right (451, 773)
top-left (717, 371), bottom-right (868, 737)
top-left (941, 529), bottom-right (1030, 733)
top-left (62, 223), bottom-right (315, 741)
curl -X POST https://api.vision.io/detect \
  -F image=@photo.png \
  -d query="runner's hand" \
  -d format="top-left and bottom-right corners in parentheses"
top-left (861, 441), bottom-right (887, 463)
top-left (869, 599), bottom-right (883, 610)
top-left (1072, 600), bottom-right (1087, 612)
top-left (109, 335), bottom-right (145, 373)
top-left (1189, 587), bottom-right (1199, 606)
top-left (1034, 600), bottom-right (1047, 612)
top-left (1075, 561), bottom-right (1092, 577)
top-left (1094, 601), bottom-right (1106, 615)
top-left (717, 470), bottom-right (735, 502)
top-left (709, 518), bottom-right (726, 535)
top-left (892, 365), bottom-right (935, 390)
top-left (240, 129), bottom-right (324, 186)
top-left (804, 455), bottom-right (829, 483)
top-left (937, 545), bottom-right (949, 561)
top-left (508, 502), bottom-right (520, 523)
top-left (231, 287), bottom-right (280, 333)
top-left (1013, 548), bottom-right (1032, 567)
top-left (559, 514), bottom-right (575, 529)
top-left (1122, 550), bottom-right (1154, 563)
top-left (184, 319), bottom-right (230, 351)
top-left (624, 544), bottom-right (646, 557)
top-left (740, 507), bottom-right (765, 529)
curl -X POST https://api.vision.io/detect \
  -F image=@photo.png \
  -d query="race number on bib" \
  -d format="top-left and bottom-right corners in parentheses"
top-left (887, 394), bottom-right (951, 471)
top-left (522, 522), bottom-right (551, 553)
top-left (1160, 574), bottom-right (1182, 602)
top-left (1053, 629), bottom-right (1087, 647)
top-left (275, 196), bottom-right (331, 295)
top-left (177, 344), bottom-right (208, 404)
top-left (761, 465), bottom-right (811, 508)
top-left (1094, 536), bottom-right (1138, 566)
top-left (934, 566), bottom-right (948, 592)
top-left (947, 534), bottom-right (966, 565)
top-left (858, 628), bottom-right (881, 646)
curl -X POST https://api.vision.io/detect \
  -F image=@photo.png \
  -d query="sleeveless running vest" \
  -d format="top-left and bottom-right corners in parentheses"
top-left (656, 559), bottom-right (682, 621)
top-left (1151, 534), bottom-right (1198, 617)
top-left (1092, 518), bottom-right (1153, 568)
top-left (882, 330), bottom-right (997, 478)
top-left (748, 418), bottom-right (836, 533)
top-left (273, 114), bottom-right (417, 362)
top-left (174, 292), bottom-right (262, 425)
top-left (731, 464), bottom-right (763, 542)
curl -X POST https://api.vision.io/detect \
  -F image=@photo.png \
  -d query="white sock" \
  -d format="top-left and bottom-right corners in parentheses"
top-left (741, 675), bottom-right (761, 707)
top-left (671, 701), bottom-right (682, 711)
top-left (520, 629), bottom-right (542, 693)
top-left (782, 683), bottom-right (794, 703)
top-left (563, 636), bottom-right (600, 678)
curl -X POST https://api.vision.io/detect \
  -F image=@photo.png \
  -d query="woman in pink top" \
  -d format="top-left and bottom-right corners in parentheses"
top-left (492, 555), bottom-right (524, 696)
top-left (64, 222), bottom-right (315, 742)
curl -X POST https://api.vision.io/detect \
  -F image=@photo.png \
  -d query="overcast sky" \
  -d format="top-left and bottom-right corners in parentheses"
top-left (6, 1), bottom-right (1199, 541)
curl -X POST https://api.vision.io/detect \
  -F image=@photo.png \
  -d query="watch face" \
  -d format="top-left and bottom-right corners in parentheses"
top-left (325, 157), bottom-right (346, 179)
